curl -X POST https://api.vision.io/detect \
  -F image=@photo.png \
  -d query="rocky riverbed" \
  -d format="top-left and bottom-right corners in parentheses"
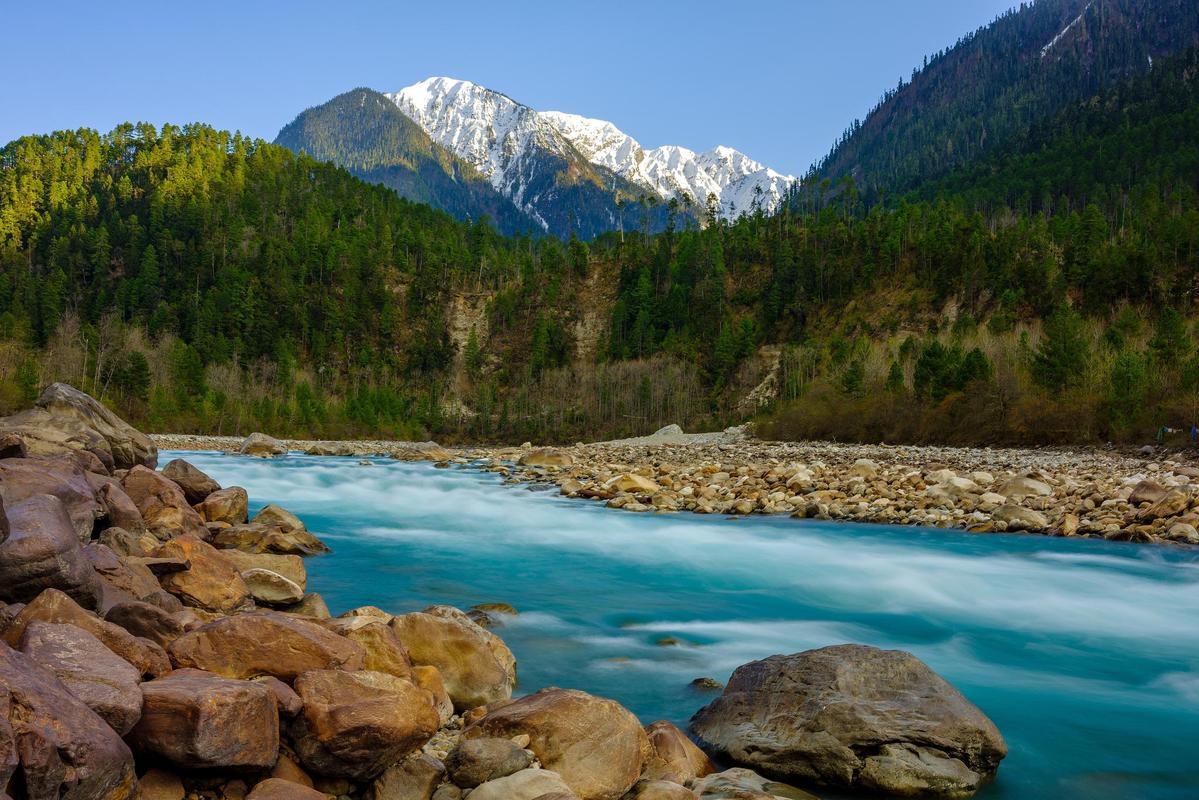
top-left (1, 388), bottom-right (1010, 799)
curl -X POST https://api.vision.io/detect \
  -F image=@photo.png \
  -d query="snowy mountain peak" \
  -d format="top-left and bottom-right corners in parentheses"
top-left (387, 76), bottom-right (796, 220)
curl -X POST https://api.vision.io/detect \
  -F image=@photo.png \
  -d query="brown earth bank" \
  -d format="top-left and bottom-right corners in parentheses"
top-left (156, 423), bottom-right (1199, 547)
top-left (0, 384), bottom-right (1015, 799)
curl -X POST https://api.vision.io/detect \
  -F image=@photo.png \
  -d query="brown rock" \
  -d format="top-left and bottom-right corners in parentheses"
top-left (367, 752), bottom-right (446, 800)
top-left (642, 721), bottom-right (715, 783)
top-left (0, 431), bottom-right (27, 459)
top-left (240, 433), bottom-right (287, 458)
top-left (1128, 479), bottom-right (1169, 506)
top-left (168, 611), bottom-right (366, 681)
top-left (1137, 489), bottom-right (1191, 521)
top-left (136, 768), bottom-right (184, 800)
top-left (689, 768), bottom-right (818, 799)
top-left (33, 383), bottom-right (156, 469)
top-left (467, 769), bottom-right (576, 800)
top-left (0, 494), bottom-right (104, 608)
top-left (121, 466), bottom-right (206, 539)
top-left (19, 621), bottom-right (143, 735)
top-left (97, 526), bottom-right (153, 557)
top-left (246, 778), bottom-right (326, 800)
top-left (241, 569), bottom-right (305, 605)
top-left (254, 676), bottom-right (304, 717)
top-left (197, 486), bottom-right (249, 525)
top-left (0, 640), bottom-right (136, 799)
top-left (212, 523), bottom-right (330, 556)
top-left (464, 688), bottom-right (647, 800)
top-left (0, 455), bottom-right (104, 540)
top-left (390, 606), bottom-right (516, 710)
top-left (446, 737), bottom-right (532, 788)
top-left (281, 593), bottom-right (332, 619)
top-left (92, 478), bottom-right (148, 535)
top-left (129, 668), bottom-right (279, 769)
top-left (518, 448), bottom-right (574, 467)
top-left (626, 780), bottom-right (696, 800)
top-left (326, 616), bottom-right (413, 680)
top-left (290, 669), bottom-right (440, 780)
top-left (161, 459), bottom-right (221, 504)
top-left (153, 535), bottom-right (253, 613)
top-left (412, 664), bottom-right (454, 726)
top-left (85, 542), bottom-right (163, 603)
top-left (220, 550), bottom-right (307, 588)
top-left (104, 600), bottom-right (187, 648)
top-left (270, 751), bottom-right (314, 786)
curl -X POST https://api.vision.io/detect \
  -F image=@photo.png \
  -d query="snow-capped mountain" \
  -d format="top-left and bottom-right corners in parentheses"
top-left (390, 77), bottom-right (795, 221)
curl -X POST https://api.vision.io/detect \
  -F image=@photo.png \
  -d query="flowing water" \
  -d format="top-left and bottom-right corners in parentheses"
top-left (168, 451), bottom-right (1199, 800)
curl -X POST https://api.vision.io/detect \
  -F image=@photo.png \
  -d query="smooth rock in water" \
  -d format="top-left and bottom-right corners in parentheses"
top-left (240, 432), bottom-right (287, 457)
top-left (246, 778), bottom-right (326, 800)
top-left (18, 621), bottom-right (143, 735)
top-left (0, 494), bottom-right (104, 608)
top-left (196, 486), bottom-right (249, 525)
top-left (642, 721), bottom-right (715, 783)
top-left (129, 668), bottom-right (279, 770)
top-left (153, 535), bottom-right (253, 612)
top-left (290, 669), bottom-right (440, 781)
top-left (518, 448), bottom-right (574, 467)
top-left (467, 602), bottom-right (518, 628)
top-left (997, 475), bottom-right (1052, 498)
top-left (465, 687), bottom-right (647, 800)
top-left (306, 441), bottom-right (356, 457)
top-left (390, 605), bottom-right (516, 710)
top-left (446, 737), bottom-right (533, 788)
top-left (466, 769), bottom-right (576, 800)
top-left (168, 610), bottom-right (365, 681)
top-left (367, 752), bottom-right (446, 800)
top-left (0, 640), bottom-right (136, 799)
top-left (241, 568), bottom-right (305, 605)
top-left (689, 768), bottom-right (817, 799)
top-left (992, 504), bottom-right (1049, 531)
top-left (212, 522), bottom-right (330, 556)
top-left (326, 616), bottom-right (413, 680)
top-left (3, 588), bottom-right (169, 678)
top-left (121, 465), bottom-right (207, 539)
top-left (690, 645), bottom-right (1006, 799)
top-left (161, 459), bottom-right (221, 504)
top-left (0, 455), bottom-right (104, 541)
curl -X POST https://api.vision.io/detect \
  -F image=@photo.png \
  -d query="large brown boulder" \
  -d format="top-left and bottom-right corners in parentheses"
top-left (93, 478), bottom-right (147, 534)
top-left (289, 669), bottom-right (440, 781)
top-left (34, 383), bottom-right (156, 469)
top-left (0, 495), bottom-right (104, 608)
top-left (0, 641), bottom-right (136, 799)
top-left (18, 621), bottom-right (143, 735)
top-left (240, 433), bottom-right (287, 457)
top-left (129, 668), bottom-right (279, 770)
top-left (246, 778), bottom-right (327, 800)
top-left (152, 535), bottom-right (253, 613)
top-left (642, 721), bottom-right (715, 784)
top-left (464, 688), bottom-right (647, 800)
top-left (467, 768), bottom-right (576, 800)
top-left (219, 549), bottom-right (306, 588)
top-left (446, 737), bottom-right (533, 788)
top-left (325, 616), bottom-right (413, 681)
top-left (83, 543), bottom-right (162, 606)
top-left (0, 456), bottom-right (104, 541)
top-left (196, 486), bottom-right (249, 525)
top-left (168, 611), bottom-right (365, 681)
top-left (366, 752), bottom-right (445, 800)
top-left (689, 768), bottom-right (818, 799)
top-left (160, 459), bottom-right (221, 504)
top-left (690, 645), bottom-right (1007, 799)
top-left (121, 466), bottom-right (206, 539)
top-left (3, 589), bottom-right (169, 678)
top-left (518, 448), bottom-right (574, 467)
top-left (390, 606), bottom-right (516, 710)
top-left (212, 523), bottom-right (330, 556)
top-left (103, 599), bottom-right (187, 649)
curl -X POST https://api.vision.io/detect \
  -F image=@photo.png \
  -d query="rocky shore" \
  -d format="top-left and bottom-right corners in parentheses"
top-left (0, 386), bottom-right (1012, 799)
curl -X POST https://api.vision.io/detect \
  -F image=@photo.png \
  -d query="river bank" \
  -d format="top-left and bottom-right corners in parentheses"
top-left (152, 428), bottom-right (1199, 546)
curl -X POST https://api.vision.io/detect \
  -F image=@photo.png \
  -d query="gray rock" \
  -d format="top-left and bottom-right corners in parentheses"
top-left (161, 459), bottom-right (221, 504)
top-left (467, 769), bottom-right (575, 800)
top-left (0, 494), bottom-right (104, 608)
top-left (446, 737), bottom-right (532, 788)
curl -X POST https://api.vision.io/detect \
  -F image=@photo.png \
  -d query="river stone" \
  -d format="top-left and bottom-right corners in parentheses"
top-left (992, 504), bottom-right (1049, 531)
top-left (689, 768), bottom-right (818, 799)
top-left (849, 458), bottom-right (879, 478)
top-left (0, 455), bottom-right (104, 541)
top-left (35, 383), bottom-right (156, 469)
top-left (120, 465), bottom-right (207, 539)
top-left (196, 486), bottom-right (249, 524)
top-left (626, 780), bottom-right (697, 800)
top-left (0, 494), bottom-right (104, 608)
top-left (366, 752), bottom-right (446, 800)
top-left (0, 640), bottom-right (137, 799)
top-left (390, 606), bottom-right (516, 710)
top-left (997, 475), bottom-right (1051, 498)
top-left (1137, 489), bottom-right (1191, 521)
top-left (642, 721), bottom-right (715, 783)
top-left (690, 645), bottom-right (1006, 799)
top-left (104, 599), bottom-right (187, 648)
top-left (160, 459), bottom-right (220, 504)
top-left (218, 549), bottom-right (307, 588)
top-left (467, 769), bottom-right (576, 800)
top-left (241, 568), bottom-right (305, 605)
top-left (465, 687), bottom-right (647, 800)
top-left (93, 478), bottom-right (147, 534)
top-left (518, 448), bottom-right (574, 467)
top-left (326, 616), bottom-right (414, 680)
top-left (153, 534), bottom-right (253, 613)
top-left (240, 432), bottom-right (287, 457)
top-left (129, 668), bottom-right (279, 770)
top-left (446, 737), bottom-right (533, 787)
top-left (607, 473), bottom-right (661, 494)
top-left (18, 621), bottom-right (143, 735)
top-left (84, 542), bottom-right (162, 605)
top-left (246, 778), bottom-right (327, 800)
top-left (289, 669), bottom-right (440, 780)
top-left (413, 664), bottom-right (454, 725)
top-left (282, 592), bottom-right (332, 619)
top-left (168, 610), bottom-right (365, 680)
top-left (137, 768), bottom-right (185, 800)
top-left (1128, 479), bottom-right (1169, 506)
top-left (212, 522), bottom-right (331, 556)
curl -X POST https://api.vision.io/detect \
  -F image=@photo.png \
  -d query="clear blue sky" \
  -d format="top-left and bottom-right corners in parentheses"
top-left (0, 0), bottom-right (1016, 176)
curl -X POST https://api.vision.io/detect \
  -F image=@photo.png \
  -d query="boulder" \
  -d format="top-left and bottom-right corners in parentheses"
top-left (366, 752), bottom-right (446, 800)
top-left (3, 589), bottom-right (170, 678)
top-left (606, 474), bottom-right (661, 494)
top-left (34, 383), bottom-right (156, 469)
top-left (104, 600), bottom-right (186, 648)
top-left (306, 442), bottom-right (357, 457)
top-left (0, 456), bottom-right (103, 541)
top-left (642, 721), bottom-right (714, 783)
top-left (518, 448), bottom-right (574, 468)
top-left (689, 768), bottom-right (817, 799)
top-left (996, 475), bottom-right (1052, 498)
top-left (219, 550), bottom-right (306, 589)
top-left (467, 769), bottom-right (576, 800)
top-left (240, 433), bottom-right (287, 457)
top-left (464, 688), bottom-right (647, 800)
top-left (153, 535), bottom-right (253, 613)
top-left (0, 494), bottom-right (104, 608)
top-left (390, 606), bottom-right (516, 710)
top-left (848, 459), bottom-right (879, 478)
top-left (325, 616), bottom-right (413, 680)
top-left (282, 592), bottom-right (332, 619)
top-left (241, 568), bottom-right (305, 605)
top-left (196, 486), bottom-right (249, 525)
top-left (84, 542), bottom-right (162, 605)
top-left (18, 621), bottom-right (143, 735)
top-left (0, 641), bottom-right (136, 799)
top-left (254, 676), bottom-right (304, 717)
top-left (446, 737), bottom-right (533, 788)
top-left (0, 431), bottom-right (27, 459)
top-left (160, 459), bottom-right (220, 504)
top-left (992, 504), bottom-right (1049, 531)
top-left (136, 769), bottom-right (185, 800)
top-left (120, 466), bottom-right (206, 539)
top-left (168, 611), bottom-right (365, 681)
top-left (212, 523), bottom-right (330, 556)
top-left (1137, 489), bottom-right (1191, 521)
top-left (1128, 479), bottom-right (1169, 506)
top-left (97, 526), bottom-right (153, 557)
top-left (690, 645), bottom-right (1006, 799)
top-left (626, 781), bottom-right (696, 800)
top-left (94, 479), bottom-right (147, 534)
top-left (413, 664), bottom-right (454, 726)
top-left (289, 669), bottom-right (440, 780)
top-left (246, 778), bottom-right (326, 800)
top-left (129, 668), bottom-right (279, 770)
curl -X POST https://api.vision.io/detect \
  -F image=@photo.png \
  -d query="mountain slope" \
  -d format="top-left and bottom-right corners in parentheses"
top-left (274, 88), bottom-right (539, 235)
top-left (812, 0), bottom-right (1199, 197)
